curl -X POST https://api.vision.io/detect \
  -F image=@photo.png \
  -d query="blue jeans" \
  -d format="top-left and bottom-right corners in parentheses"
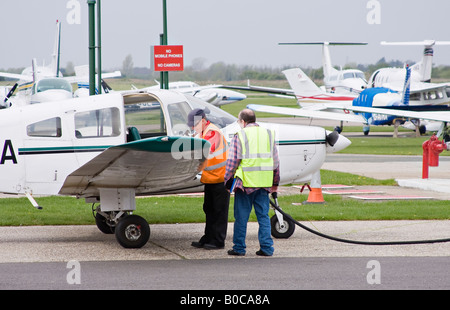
top-left (232, 189), bottom-right (274, 255)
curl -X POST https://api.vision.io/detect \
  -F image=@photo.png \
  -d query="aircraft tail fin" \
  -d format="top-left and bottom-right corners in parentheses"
top-left (51, 20), bottom-right (62, 77)
top-left (381, 40), bottom-right (450, 83)
top-left (279, 42), bottom-right (367, 79)
top-left (401, 65), bottom-right (411, 105)
top-left (282, 68), bottom-right (323, 97)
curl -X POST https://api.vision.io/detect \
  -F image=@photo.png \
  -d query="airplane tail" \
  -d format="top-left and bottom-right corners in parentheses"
top-left (401, 65), bottom-right (411, 105)
top-left (279, 42), bottom-right (367, 79)
top-left (282, 68), bottom-right (323, 98)
top-left (51, 20), bottom-right (62, 77)
top-left (381, 40), bottom-right (450, 83)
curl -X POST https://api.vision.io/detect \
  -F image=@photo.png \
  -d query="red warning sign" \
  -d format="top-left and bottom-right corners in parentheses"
top-left (153, 45), bottom-right (184, 72)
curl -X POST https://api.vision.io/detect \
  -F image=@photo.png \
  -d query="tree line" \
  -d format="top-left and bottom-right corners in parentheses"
top-left (3, 56), bottom-right (450, 82)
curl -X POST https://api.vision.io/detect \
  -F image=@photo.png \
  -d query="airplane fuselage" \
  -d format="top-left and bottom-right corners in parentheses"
top-left (0, 90), bottom-right (349, 197)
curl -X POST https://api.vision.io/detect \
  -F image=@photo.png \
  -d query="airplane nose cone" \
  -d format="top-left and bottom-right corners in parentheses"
top-left (326, 130), bottom-right (351, 153)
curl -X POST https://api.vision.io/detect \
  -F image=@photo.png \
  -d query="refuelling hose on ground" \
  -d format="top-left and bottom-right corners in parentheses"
top-left (270, 193), bottom-right (450, 245)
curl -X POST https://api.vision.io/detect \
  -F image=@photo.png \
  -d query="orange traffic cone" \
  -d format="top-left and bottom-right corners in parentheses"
top-left (303, 171), bottom-right (325, 204)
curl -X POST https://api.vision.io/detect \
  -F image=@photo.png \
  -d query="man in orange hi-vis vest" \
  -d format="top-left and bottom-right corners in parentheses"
top-left (188, 108), bottom-right (230, 250)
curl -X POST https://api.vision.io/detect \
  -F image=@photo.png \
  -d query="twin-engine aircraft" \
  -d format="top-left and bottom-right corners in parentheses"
top-left (0, 88), bottom-right (350, 248)
top-left (368, 40), bottom-right (450, 106)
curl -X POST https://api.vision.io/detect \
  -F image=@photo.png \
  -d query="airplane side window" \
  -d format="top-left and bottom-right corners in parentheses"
top-left (410, 93), bottom-right (421, 101)
top-left (125, 102), bottom-right (167, 138)
top-left (27, 117), bottom-right (62, 137)
top-left (75, 107), bottom-right (121, 138)
top-left (167, 101), bottom-right (192, 136)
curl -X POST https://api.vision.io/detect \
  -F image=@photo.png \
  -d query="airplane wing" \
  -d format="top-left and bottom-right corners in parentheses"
top-left (0, 72), bottom-right (33, 81)
top-left (325, 103), bottom-right (450, 123)
top-left (247, 103), bottom-right (366, 123)
top-left (58, 136), bottom-right (210, 197)
top-left (63, 71), bottom-right (122, 84)
top-left (222, 84), bottom-right (294, 97)
top-left (382, 81), bottom-right (450, 93)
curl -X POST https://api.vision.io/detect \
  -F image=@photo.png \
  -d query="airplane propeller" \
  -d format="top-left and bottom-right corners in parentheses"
top-left (326, 130), bottom-right (339, 147)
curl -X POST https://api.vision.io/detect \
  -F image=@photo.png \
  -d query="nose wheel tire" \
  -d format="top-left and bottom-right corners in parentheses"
top-left (270, 214), bottom-right (295, 239)
top-left (115, 215), bottom-right (150, 248)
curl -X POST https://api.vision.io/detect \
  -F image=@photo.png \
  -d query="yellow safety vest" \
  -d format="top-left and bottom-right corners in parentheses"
top-left (235, 126), bottom-right (275, 188)
top-left (201, 123), bottom-right (228, 184)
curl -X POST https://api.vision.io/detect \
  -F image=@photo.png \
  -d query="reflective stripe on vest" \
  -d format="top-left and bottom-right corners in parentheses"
top-left (235, 126), bottom-right (275, 188)
top-left (201, 123), bottom-right (228, 183)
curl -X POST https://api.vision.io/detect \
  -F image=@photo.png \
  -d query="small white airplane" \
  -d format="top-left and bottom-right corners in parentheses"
top-left (137, 81), bottom-right (247, 107)
top-left (0, 21), bottom-right (121, 107)
top-left (279, 42), bottom-right (368, 96)
top-left (248, 67), bottom-right (450, 137)
top-left (368, 40), bottom-right (450, 106)
top-left (0, 88), bottom-right (351, 248)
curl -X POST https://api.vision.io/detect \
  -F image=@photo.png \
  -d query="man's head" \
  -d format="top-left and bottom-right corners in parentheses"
top-left (187, 108), bottom-right (206, 133)
top-left (237, 108), bottom-right (256, 128)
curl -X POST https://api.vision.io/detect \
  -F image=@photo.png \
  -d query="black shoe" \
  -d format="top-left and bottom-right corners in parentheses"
top-left (227, 249), bottom-right (245, 256)
top-left (256, 250), bottom-right (272, 257)
top-left (191, 241), bottom-right (204, 248)
top-left (204, 243), bottom-right (224, 250)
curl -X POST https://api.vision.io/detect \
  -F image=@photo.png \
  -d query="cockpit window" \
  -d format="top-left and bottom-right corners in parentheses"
top-left (34, 78), bottom-right (73, 93)
top-left (167, 101), bottom-right (192, 136)
top-left (185, 95), bottom-right (236, 129)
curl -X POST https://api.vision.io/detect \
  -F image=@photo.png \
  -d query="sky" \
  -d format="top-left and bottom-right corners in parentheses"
top-left (1, 0), bottom-right (450, 72)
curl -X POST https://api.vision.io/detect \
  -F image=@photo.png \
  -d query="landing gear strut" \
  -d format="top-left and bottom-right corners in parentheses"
top-left (90, 188), bottom-right (151, 248)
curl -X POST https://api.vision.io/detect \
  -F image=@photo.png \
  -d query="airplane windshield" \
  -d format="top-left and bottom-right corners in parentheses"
top-left (34, 78), bottom-right (72, 93)
top-left (185, 95), bottom-right (236, 129)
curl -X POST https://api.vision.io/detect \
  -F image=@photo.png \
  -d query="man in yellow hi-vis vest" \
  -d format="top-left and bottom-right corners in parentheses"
top-left (188, 108), bottom-right (230, 250)
top-left (224, 109), bottom-right (280, 256)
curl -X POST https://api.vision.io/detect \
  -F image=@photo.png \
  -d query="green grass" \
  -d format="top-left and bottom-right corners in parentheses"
top-left (340, 136), bottom-right (449, 156)
top-left (0, 169), bottom-right (447, 226)
top-left (0, 190), bottom-right (447, 227)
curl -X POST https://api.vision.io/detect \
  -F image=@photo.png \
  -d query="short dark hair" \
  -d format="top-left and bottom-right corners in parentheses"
top-left (238, 109), bottom-right (256, 124)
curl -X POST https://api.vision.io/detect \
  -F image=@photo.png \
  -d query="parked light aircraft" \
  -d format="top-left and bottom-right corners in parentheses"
top-left (0, 88), bottom-right (350, 248)
top-left (137, 81), bottom-right (247, 106)
top-left (279, 42), bottom-right (368, 96)
top-left (248, 67), bottom-right (450, 138)
top-left (368, 40), bottom-right (450, 106)
top-left (0, 21), bottom-right (121, 107)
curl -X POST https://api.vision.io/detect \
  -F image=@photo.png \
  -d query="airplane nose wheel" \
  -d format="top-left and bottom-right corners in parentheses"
top-left (115, 215), bottom-right (150, 248)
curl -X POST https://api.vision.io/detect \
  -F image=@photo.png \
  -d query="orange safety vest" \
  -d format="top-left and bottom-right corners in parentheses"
top-left (201, 123), bottom-right (228, 183)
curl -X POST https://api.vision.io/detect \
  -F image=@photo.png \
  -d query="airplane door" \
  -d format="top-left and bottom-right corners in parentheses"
top-left (22, 116), bottom-right (76, 195)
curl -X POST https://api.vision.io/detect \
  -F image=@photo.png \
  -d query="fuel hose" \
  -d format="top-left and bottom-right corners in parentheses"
top-left (270, 193), bottom-right (450, 245)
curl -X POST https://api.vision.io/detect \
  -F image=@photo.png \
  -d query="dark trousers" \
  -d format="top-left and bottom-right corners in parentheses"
top-left (199, 182), bottom-right (230, 247)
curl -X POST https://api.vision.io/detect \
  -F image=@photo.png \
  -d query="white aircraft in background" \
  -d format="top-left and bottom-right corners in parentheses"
top-left (221, 42), bottom-right (367, 101)
top-left (0, 88), bottom-right (350, 248)
top-left (279, 42), bottom-right (368, 96)
top-left (137, 81), bottom-right (247, 107)
top-left (248, 67), bottom-right (450, 137)
top-left (0, 21), bottom-right (120, 107)
top-left (367, 40), bottom-right (450, 106)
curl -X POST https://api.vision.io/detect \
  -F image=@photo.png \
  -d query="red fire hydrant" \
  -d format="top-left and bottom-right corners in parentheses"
top-left (422, 134), bottom-right (447, 179)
